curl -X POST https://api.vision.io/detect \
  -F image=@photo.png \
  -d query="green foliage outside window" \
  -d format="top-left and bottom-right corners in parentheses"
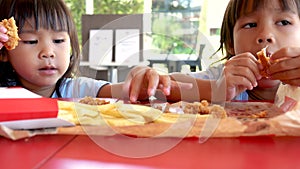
top-left (151, 0), bottom-right (200, 54)
top-left (151, 16), bottom-right (195, 54)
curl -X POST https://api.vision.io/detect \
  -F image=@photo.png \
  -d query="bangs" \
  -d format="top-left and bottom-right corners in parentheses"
top-left (235, 0), bottom-right (299, 19)
top-left (218, 0), bottom-right (300, 58)
top-left (12, 0), bottom-right (71, 33)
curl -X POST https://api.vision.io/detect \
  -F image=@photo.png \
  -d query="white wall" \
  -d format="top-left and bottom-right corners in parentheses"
top-left (200, 0), bottom-right (229, 59)
top-left (206, 0), bottom-right (229, 29)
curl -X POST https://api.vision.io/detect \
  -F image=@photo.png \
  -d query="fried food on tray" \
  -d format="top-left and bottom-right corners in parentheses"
top-left (55, 98), bottom-right (287, 138)
top-left (165, 100), bottom-right (227, 119)
top-left (79, 96), bottom-right (110, 105)
top-left (58, 96), bottom-right (281, 131)
top-left (0, 17), bottom-right (21, 50)
top-left (256, 47), bottom-right (271, 77)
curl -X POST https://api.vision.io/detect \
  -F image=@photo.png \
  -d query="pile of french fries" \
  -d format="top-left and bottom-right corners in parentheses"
top-left (57, 101), bottom-right (204, 127)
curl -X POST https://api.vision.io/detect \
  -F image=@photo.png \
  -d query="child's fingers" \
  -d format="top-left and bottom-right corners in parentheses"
top-left (272, 57), bottom-right (300, 73)
top-left (0, 26), bottom-right (8, 49)
top-left (227, 73), bottom-right (256, 91)
top-left (157, 75), bottom-right (171, 96)
top-left (273, 69), bottom-right (300, 81)
top-left (270, 47), bottom-right (300, 60)
top-left (0, 25), bottom-right (7, 33)
top-left (227, 53), bottom-right (262, 80)
top-left (224, 62), bottom-right (258, 89)
top-left (0, 33), bottom-right (8, 42)
top-left (144, 69), bottom-right (161, 96)
top-left (126, 67), bottom-right (167, 102)
top-left (0, 25), bottom-right (8, 46)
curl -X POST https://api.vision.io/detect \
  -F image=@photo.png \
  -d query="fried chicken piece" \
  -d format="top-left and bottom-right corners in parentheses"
top-left (256, 47), bottom-right (270, 77)
top-left (0, 17), bottom-right (21, 50)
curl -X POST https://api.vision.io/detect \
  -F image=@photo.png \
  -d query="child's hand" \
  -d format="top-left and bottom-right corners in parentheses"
top-left (123, 66), bottom-right (171, 102)
top-left (221, 52), bottom-right (262, 100)
top-left (268, 47), bottom-right (300, 86)
top-left (0, 25), bottom-right (8, 49)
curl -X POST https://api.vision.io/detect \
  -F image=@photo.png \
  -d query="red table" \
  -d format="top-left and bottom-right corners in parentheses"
top-left (0, 135), bottom-right (76, 169)
top-left (2, 134), bottom-right (300, 169)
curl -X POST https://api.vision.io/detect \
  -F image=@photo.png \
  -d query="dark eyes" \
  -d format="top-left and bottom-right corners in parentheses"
top-left (277, 20), bottom-right (291, 26)
top-left (23, 40), bottom-right (38, 44)
top-left (243, 23), bottom-right (257, 28)
top-left (243, 20), bottom-right (291, 29)
top-left (22, 39), bottom-right (65, 44)
top-left (53, 39), bottom-right (65, 43)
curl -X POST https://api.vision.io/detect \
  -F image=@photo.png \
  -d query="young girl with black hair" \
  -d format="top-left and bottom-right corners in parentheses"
top-left (0, 0), bottom-right (173, 102)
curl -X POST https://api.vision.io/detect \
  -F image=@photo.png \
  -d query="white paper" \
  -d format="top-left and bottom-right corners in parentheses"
top-left (115, 29), bottom-right (140, 66)
top-left (274, 83), bottom-right (300, 111)
top-left (0, 118), bottom-right (74, 130)
top-left (0, 87), bottom-right (41, 98)
top-left (89, 29), bottom-right (113, 65)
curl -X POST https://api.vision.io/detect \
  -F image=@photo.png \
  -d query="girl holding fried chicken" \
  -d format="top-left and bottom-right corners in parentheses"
top-left (0, 0), bottom-right (174, 102)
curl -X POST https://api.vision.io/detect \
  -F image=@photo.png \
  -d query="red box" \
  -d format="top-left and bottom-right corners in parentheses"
top-left (0, 98), bottom-right (58, 122)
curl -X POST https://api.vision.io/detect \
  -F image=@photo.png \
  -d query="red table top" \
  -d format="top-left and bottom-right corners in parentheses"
top-left (0, 135), bottom-right (76, 169)
top-left (2, 134), bottom-right (300, 169)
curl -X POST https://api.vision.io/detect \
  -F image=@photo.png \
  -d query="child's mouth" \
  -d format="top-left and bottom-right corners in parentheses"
top-left (39, 66), bottom-right (58, 75)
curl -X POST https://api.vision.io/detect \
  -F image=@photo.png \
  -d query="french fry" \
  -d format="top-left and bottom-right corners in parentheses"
top-left (58, 101), bottom-right (149, 126)
top-left (155, 113), bottom-right (208, 123)
top-left (116, 103), bottom-right (163, 123)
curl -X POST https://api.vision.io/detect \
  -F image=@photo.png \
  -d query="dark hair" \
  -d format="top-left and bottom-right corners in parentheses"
top-left (216, 0), bottom-right (300, 60)
top-left (0, 0), bottom-right (80, 97)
